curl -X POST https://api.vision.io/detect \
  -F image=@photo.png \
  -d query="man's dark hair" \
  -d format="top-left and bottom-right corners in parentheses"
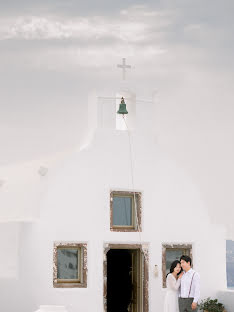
top-left (180, 255), bottom-right (192, 266)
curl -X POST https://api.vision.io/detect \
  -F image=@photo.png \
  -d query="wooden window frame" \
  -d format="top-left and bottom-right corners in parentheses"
top-left (162, 243), bottom-right (193, 288)
top-left (110, 191), bottom-right (142, 232)
top-left (53, 242), bottom-right (87, 288)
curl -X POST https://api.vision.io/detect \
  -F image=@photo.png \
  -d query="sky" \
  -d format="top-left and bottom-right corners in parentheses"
top-left (0, 1), bottom-right (234, 236)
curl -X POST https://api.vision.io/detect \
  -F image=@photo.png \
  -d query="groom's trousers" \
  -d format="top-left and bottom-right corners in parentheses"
top-left (178, 298), bottom-right (198, 312)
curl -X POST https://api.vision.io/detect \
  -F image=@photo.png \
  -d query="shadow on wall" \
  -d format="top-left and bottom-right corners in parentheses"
top-left (217, 291), bottom-right (234, 312)
top-left (34, 306), bottom-right (67, 312)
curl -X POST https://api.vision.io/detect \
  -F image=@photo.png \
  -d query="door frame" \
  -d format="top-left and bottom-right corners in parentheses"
top-left (103, 243), bottom-right (149, 312)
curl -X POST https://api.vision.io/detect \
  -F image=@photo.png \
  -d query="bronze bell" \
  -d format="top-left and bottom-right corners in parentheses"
top-left (117, 97), bottom-right (128, 114)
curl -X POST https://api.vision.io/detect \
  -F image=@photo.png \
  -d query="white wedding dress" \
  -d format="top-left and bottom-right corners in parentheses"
top-left (164, 273), bottom-right (181, 312)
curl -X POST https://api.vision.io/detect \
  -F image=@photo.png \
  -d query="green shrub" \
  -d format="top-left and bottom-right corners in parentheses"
top-left (199, 297), bottom-right (225, 312)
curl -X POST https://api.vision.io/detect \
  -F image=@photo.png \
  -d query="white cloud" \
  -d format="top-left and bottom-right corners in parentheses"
top-left (0, 14), bottom-right (148, 42)
top-left (0, 5), bottom-right (174, 45)
top-left (0, 2), bottom-right (232, 76)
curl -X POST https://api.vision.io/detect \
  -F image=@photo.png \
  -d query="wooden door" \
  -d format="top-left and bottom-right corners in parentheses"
top-left (130, 249), bottom-right (143, 312)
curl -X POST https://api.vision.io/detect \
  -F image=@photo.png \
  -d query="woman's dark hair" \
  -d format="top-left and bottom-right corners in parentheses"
top-left (166, 260), bottom-right (182, 278)
top-left (180, 255), bottom-right (192, 266)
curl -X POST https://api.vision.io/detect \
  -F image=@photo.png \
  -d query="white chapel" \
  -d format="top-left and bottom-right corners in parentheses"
top-left (0, 59), bottom-right (233, 312)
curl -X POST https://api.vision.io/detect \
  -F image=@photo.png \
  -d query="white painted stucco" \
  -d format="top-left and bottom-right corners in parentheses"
top-left (0, 87), bottom-right (232, 312)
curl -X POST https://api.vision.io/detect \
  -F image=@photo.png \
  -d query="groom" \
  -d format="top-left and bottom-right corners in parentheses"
top-left (178, 255), bottom-right (200, 312)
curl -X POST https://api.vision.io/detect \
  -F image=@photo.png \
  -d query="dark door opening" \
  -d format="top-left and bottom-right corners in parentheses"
top-left (107, 249), bottom-right (141, 312)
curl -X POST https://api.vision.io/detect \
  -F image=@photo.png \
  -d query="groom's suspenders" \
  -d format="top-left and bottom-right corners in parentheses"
top-left (188, 272), bottom-right (196, 297)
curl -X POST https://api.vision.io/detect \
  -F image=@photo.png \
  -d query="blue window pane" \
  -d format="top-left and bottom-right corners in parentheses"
top-left (57, 248), bottom-right (79, 280)
top-left (227, 240), bottom-right (234, 288)
top-left (166, 250), bottom-right (183, 274)
top-left (166, 249), bottom-right (189, 274)
top-left (113, 196), bottom-right (133, 226)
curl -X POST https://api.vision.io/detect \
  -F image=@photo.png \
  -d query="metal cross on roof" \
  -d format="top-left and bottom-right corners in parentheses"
top-left (117, 58), bottom-right (131, 80)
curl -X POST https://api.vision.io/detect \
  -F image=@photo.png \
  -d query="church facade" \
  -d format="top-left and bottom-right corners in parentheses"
top-left (0, 55), bottom-right (232, 310)
top-left (14, 84), bottom-right (228, 312)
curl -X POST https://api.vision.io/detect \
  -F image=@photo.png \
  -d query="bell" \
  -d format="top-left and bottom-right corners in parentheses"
top-left (117, 97), bottom-right (128, 115)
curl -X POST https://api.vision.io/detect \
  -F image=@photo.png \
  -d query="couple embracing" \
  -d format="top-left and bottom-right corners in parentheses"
top-left (164, 255), bottom-right (200, 312)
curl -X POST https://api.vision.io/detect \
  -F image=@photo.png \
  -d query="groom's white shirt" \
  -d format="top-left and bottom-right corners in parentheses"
top-left (180, 268), bottom-right (200, 303)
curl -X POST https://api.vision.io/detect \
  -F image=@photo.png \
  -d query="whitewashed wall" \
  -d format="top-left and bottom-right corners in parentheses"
top-left (0, 90), bottom-right (232, 312)
top-left (0, 222), bottom-right (20, 278)
top-left (217, 291), bottom-right (234, 311)
top-left (14, 128), bottom-right (227, 312)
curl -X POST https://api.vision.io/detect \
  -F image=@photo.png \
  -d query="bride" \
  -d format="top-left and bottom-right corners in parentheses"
top-left (164, 260), bottom-right (184, 312)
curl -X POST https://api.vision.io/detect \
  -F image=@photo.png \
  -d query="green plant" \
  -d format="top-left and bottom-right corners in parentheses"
top-left (199, 297), bottom-right (225, 312)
